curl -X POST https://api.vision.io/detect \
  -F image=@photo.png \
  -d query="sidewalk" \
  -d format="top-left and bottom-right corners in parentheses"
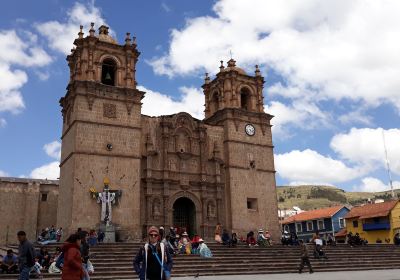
top-left (175, 269), bottom-right (400, 280)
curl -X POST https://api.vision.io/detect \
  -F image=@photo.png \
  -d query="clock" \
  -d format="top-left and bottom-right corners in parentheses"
top-left (245, 124), bottom-right (255, 136)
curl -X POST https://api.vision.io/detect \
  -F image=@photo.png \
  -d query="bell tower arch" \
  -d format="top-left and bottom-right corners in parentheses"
top-left (58, 23), bottom-right (144, 239)
top-left (202, 59), bottom-right (280, 239)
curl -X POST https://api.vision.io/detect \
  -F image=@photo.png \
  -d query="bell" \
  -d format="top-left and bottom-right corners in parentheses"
top-left (105, 71), bottom-right (112, 81)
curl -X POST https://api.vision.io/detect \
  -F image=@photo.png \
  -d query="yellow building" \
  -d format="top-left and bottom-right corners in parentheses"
top-left (345, 200), bottom-right (400, 244)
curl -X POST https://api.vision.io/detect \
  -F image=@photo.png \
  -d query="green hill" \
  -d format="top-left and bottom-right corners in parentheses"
top-left (277, 185), bottom-right (400, 211)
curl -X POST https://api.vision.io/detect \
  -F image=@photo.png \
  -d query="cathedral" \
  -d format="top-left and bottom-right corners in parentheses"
top-left (0, 24), bottom-right (280, 243)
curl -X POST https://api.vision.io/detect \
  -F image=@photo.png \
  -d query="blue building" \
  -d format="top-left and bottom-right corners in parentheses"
top-left (281, 205), bottom-right (350, 242)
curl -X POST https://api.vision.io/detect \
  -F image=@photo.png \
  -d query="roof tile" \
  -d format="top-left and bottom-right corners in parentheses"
top-left (282, 205), bottom-right (345, 224)
top-left (345, 200), bottom-right (398, 220)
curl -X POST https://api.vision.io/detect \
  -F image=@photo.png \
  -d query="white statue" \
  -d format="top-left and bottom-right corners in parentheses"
top-left (91, 178), bottom-right (122, 225)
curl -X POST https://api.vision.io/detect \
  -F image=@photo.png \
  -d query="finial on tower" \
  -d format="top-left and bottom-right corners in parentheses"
top-left (98, 25), bottom-right (109, 35)
top-left (132, 36), bottom-right (137, 46)
top-left (219, 60), bottom-right (224, 72)
top-left (125, 32), bottom-right (131, 46)
top-left (227, 58), bottom-right (236, 67)
top-left (89, 22), bottom-right (95, 37)
top-left (204, 72), bottom-right (210, 84)
top-left (78, 25), bottom-right (84, 39)
top-left (255, 64), bottom-right (261, 77)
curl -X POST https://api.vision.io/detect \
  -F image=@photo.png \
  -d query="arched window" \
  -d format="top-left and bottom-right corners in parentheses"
top-left (240, 88), bottom-right (250, 110)
top-left (101, 58), bottom-right (117, 86)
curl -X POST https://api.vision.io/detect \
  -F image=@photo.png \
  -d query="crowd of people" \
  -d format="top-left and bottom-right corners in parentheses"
top-left (0, 229), bottom-right (100, 280)
top-left (139, 226), bottom-right (213, 259)
top-left (37, 226), bottom-right (63, 245)
top-left (4, 225), bottom-right (400, 279)
top-left (346, 232), bottom-right (368, 246)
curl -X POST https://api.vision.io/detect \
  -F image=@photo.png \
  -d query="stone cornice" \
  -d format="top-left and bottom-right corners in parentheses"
top-left (60, 151), bottom-right (141, 167)
top-left (225, 164), bottom-right (276, 173)
top-left (223, 139), bottom-right (274, 148)
top-left (61, 119), bottom-right (141, 139)
top-left (204, 107), bottom-right (273, 125)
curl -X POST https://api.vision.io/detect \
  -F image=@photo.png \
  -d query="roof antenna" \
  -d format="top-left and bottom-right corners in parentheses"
top-left (229, 49), bottom-right (233, 59)
top-left (382, 129), bottom-right (395, 199)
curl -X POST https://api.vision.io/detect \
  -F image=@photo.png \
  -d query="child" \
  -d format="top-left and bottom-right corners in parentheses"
top-left (31, 257), bottom-right (43, 279)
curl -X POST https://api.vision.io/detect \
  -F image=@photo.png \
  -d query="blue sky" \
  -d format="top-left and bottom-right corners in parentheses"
top-left (1, 0), bottom-right (400, 193)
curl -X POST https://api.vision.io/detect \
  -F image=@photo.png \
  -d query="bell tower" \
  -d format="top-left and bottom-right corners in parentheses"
top-left (203, 59), bottom-right (280, 239)
top-left (58, 24), bottom-right (144, 239)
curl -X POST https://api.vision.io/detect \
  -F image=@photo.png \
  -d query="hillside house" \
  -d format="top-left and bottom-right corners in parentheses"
top-left (282, 205), bottom-right (350, 242)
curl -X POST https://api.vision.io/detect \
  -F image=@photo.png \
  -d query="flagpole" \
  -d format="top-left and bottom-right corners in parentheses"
top-left (382, 130), bottom-right (394, 198)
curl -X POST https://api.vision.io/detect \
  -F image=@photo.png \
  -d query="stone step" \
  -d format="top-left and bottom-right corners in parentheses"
top-left (0, 265), bottom-right (398, 280)
top-left (90, 257), bottom-right (400, 266)
top-left (1, 243), bottom-right (399, 280)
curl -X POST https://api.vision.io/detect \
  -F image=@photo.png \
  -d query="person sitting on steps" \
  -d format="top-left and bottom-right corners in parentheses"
top-left (221, 229), bottom-right (232, 247)
top-left (0, 249), bottom-right (18, 274)
top-left (246, 231), bottom-right (257, 247)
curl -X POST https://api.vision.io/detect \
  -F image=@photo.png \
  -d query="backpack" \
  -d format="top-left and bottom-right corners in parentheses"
top-left (55, 252), bottom-right (64, 269)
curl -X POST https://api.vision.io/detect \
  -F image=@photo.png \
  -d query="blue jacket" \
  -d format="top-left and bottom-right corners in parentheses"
top-left (133, 242), bottom-right (173, 280)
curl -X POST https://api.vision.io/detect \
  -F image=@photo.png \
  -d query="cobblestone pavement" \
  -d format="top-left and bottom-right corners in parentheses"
top-left (175, 270), bottom-right (400, 280)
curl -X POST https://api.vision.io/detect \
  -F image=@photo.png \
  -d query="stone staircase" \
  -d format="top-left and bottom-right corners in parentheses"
top-left (1, 242), bottom-right (400, 279)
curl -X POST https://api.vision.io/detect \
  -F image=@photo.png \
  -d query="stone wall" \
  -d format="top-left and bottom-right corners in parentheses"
top-left (0, 178), bottom-right (58, 245)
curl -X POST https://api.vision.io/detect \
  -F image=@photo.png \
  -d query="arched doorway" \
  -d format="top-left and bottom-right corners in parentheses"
top-left (173, 197), bottom-right (196, 236)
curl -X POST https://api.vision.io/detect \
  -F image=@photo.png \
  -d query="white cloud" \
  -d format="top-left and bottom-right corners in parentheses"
top-left (330, 128), bottom-right (400, 175)
top-left (0, 170), bottom-right (9, 177)
top-left (30, 161), bottom-right (59, 180)
top-left (140, 85), bottom-right (205, 119)
top-left (265, 100), bottom-right (330, 137)
top-left (150, 0), bottom-right (400, 112)
top-left (338, 108), bottom-right (373, 126)
top-left (0, 30), bottom-right (52, 115)
top-left (353, 177), bottom-right (400, 193)
top-left (35, 70), bottom-right (50, 81)
top-left (36, 2), bottom-right (109, 55)
top-left (44, 141), bottom-right (61, 160)
top-left (0, 30), bottom-right (52, 67)
top-left (0, 118), bottom-right (7, 128)
top-left (275, 149), bottom-right (366, 185)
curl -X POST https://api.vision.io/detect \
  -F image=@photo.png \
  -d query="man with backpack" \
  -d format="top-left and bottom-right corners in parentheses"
top-left (17, 231), bottom-right (35, 280)
top-left (133, 226), bottom-right (173, 280)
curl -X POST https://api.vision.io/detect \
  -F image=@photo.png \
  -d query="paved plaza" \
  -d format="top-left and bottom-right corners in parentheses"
top-left (175, 270), bottom-right (400, 280)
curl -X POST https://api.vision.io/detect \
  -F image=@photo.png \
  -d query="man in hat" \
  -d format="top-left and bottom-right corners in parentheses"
top-left (257, 229), bottom-right (270, 247)
top-left (0, 249), bottom-right (18, 273)
top-left (134, 226), bottom-right (173, 280)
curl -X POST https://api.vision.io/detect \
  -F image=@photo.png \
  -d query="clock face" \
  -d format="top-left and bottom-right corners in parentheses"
top-left (245, 124), bottom-right (255, 136)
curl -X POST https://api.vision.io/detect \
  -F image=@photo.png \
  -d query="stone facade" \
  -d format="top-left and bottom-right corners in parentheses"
top-left (1, 24), bottom-right (280, 243)
top-left (0, 177), bottom-right (58, 244)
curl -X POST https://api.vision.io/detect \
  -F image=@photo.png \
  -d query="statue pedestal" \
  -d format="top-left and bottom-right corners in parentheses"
top-left (100, 223), bottom-right (116, 243)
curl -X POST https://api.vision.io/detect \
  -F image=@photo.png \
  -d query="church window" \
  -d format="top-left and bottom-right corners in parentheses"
top-left (101, 58), bottom-right (117, 86)
top-left (240, 88), bottom-right (250, 110)
top-left (247, 198), bottom-right (258, 210)
top-left (211, 91), bottom-right (219, 112)
top-left (41, 193), bottom-right (48, 202)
